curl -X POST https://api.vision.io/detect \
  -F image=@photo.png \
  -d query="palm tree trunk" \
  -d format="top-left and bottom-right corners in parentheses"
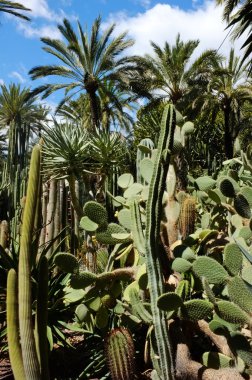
top-left (88, 91), bottom-right (100, 130)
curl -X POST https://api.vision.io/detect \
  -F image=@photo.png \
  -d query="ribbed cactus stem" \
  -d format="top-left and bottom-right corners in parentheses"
top-left (0, 220), bottom-right (9, 249)
top-left (7, 269), bottom-right (26, 380)
top-left (105, 327), bottom-right (136, 380)
top-left (18, 144), bottom-right (41, 379)
top-left (179, 196), bottom-right (196, 240)
top-left (145, 104), bottom-right (176, 379)
top-left (35, 256), bottom-right (49, 379)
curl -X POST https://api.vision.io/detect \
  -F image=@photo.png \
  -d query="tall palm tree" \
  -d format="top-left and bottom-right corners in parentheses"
top-left (216, 0), bottom-right (252, 73)
top-left (196, 48), bottom-right (252, 159)
top-left (134, 34), bottom-right (220, 112)
top-left (29, 16), bottom-right (135, 131)
top-left (0, 83), bottom-right (49, 216)
top-left (58, 81), bottom-right (136, 133)
top-left (0, 0), bottom-right (30, 21)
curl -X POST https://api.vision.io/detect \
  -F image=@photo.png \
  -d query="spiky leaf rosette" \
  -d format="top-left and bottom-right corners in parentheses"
top-left (192, 256), bottom-right (229, 284)
top-left (179, 299), bottom-right (213, 321)
top-left (83, 201), bottom-right (108, 226)
top-left (215, 301), bottom-right (250, 325)
top-left (227, 276), bottom-right (252, 313)
top-left (42, 121), bottom-right (90, 179)
top-left (224, 243), bottom-right (243, 276)
top-left (105, 327), bottom-right (136, 380)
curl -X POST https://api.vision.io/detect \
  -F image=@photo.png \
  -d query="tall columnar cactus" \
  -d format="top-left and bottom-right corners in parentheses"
top-left (145, 104), bottom-right (176, 379)
top-left (178, 196), bottom-right (196, 240)
top-left (6, 269), bottom-right (26, 380)
top-left (18, 144), bottom-right (41, 379)
top-left (105, 327), bottom-right (136, 380)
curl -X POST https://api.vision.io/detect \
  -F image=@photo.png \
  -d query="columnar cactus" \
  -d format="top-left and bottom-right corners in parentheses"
top-left (18, 144), bottom-right (41, 379)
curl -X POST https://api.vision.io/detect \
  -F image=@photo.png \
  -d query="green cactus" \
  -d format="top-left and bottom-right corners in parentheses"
top-left (157, 292), bottom-right (183, 312)
top-left (215, 301), bottom-right (250, 325)
top-left (194, 176), bottom-right (216, 192)
top-left (145, 104), bottom-right (176, 379)
top-left (136, 138), bottom-right (155, 184)
top-left (224, 243), bottom-right (243, 276)
top-left (70, 271), bottom-right (97, 289)
top-left (96, 223), bottom-right (131, 245)
top-left (202, 352), bottom-right (233, 369)
top-left (54, 252), bottom-right (79, 273)
top-left (83, 200), bottom-right (108, 226)
top-left (140, 157), bottom-right (154, 184)
top-left (18, 144), bottom-right (41, 379)
top-left (6, 269), bottom-right (26, 380)
top-left (117, 173), bottom-right (134, 189)
top-left (178, 196), bottom-right (196, 240)
top-left (192, 256), bottom-right (229, 284)
top-left (227, 276), bottom-right (252, 313)
top-left (128, 287), bottom-right (152, 324)
top-left (202, 277), bottom-right (216, 304)
top-left (179, 299), bottom-right (213, 321)
top-left (219, 177), bottom-right (238, 198)
top-left (234, 193), bottom-right (251, 218)
top-left (35, 256), bottom-right (49, 380)
top-left (172, 257), bottom-right (192, 273)
top-left (105, 327), bottom-right (136, 380)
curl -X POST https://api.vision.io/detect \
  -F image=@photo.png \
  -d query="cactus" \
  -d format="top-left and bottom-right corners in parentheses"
top-left (178, 196), bottom-right (196, 240)
top-left (54, 252), bottom-right (79, 273)
top-left (215, 301), bottom-right (250, 325)
top-left (117, 173), bottom-right (134, 189)
top-left (227, 276), bottom-right (252, 313)
top-left (202, 352), bottom-right (233, 369)
top-left (35, 256), bottom-right (49, 380)
top-left (144, 104), bottom-right (176, 379)
top-left (202, 277), bottom-right (216, 305)
top-left (70, 271), bottom-right (97, 288)
top-left (83, 200), bottom-right (108, 226)
top-left (6, 269), bottom-right (26, 380)
top-left (157, 292), bottom-right (183, 312)
top-left (128, 287), bottom-right (152, 324)
top-left (105, 327), bottom-right (136, 380)
top-left (137, 138), bottom-right (155, 184)
top-left (219, 177), bottom-right (238, 198)
top-left (96, 223), bottom-right (131, 245)
top-left (234, 193), bottom-right (251, 218)
top-left (192, 256), bottom-right (229, 284)
top-left (194, 176), bottom-right (216, 192)
top-left (18, 144), bottom-right (41, 379)
top-left (172, 257), bottom-right (192, 273)
top-left (179, 299), bottom-right (213, 321)
top-left (224, 243), bottom-right (243, 276)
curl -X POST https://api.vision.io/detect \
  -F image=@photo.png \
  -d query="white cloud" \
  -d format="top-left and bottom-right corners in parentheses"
top-left (19, 0), bottom-right (63, 21)
top-left (0, 79), bottom-right (4, 86)
top-left (17, 21), bottom-right (62, 39)
top-left (102, 1), bottom-right (244, 59)
top-left (9, 71), bottom-right (26, 83)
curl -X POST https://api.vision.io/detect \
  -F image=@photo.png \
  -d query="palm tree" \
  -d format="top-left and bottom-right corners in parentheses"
top-left (134, 34), bottom-right (220, 112)
top-left (216, 0), bottom-right (252, 73)
top-left (0, 0), bottom-right (30, 21)
top-left (29, 16), bottom-right (135, 131)
top-left (196, 48), bottom-right (252, 159)
top-left (0, 83), bottom-right (49, 216)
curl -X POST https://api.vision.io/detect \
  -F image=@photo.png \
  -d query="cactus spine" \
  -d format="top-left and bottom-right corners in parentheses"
top-left (18, 144), bottom-right (41, 379)
top-left (7, 269), bottom-right (26, 380)
top-left (145, 104), bottom-right (176, 379)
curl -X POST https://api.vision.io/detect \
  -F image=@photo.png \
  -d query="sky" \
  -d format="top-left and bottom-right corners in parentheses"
top-left (0, 0), bottom-right (243, 111)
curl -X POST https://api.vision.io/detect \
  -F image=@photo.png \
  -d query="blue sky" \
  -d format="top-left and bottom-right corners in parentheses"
top-left (0, 0), bottom-right (240, 110)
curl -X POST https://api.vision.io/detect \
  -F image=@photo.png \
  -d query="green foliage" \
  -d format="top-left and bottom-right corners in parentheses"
top-left (192, 256), bottom-right (229, 284)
